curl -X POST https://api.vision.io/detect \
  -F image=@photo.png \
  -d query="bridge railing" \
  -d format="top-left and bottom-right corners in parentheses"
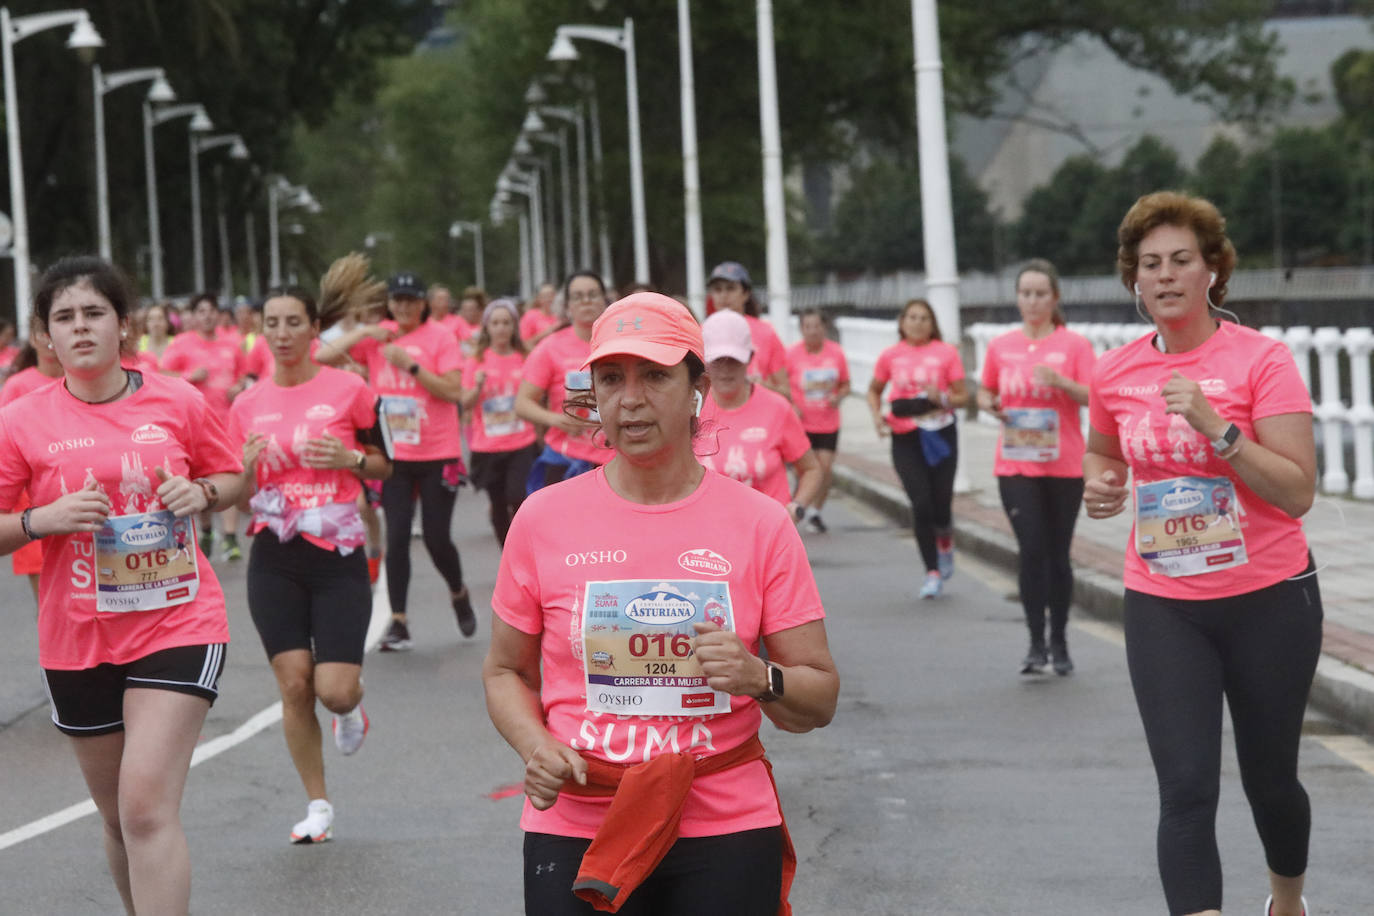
top-left (830, 317), bottom-right (1374, 499)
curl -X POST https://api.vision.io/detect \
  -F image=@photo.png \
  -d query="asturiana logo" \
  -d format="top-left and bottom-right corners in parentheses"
top-left (132, 424), bottom-right (169, 445)
top-left (678, 548), bottom-right (731, 577)
top-left (624, 591), bottom-right (696, 626)
top-left (305, 404), bottom-right (337, 421)
top-left (1161, 487), bottom-right (1205, 513)
top-left (120, 520), bottom-right (168, 548)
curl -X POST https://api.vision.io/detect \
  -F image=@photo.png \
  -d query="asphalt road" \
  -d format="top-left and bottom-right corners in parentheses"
top-left (1, 490), bottom-right (1371, 914)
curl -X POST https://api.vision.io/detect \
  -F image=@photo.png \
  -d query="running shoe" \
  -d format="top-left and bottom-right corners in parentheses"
top-left (1050, 641), bottom-right (1074, 676)
top-left (221, 538), bottom-right (242, 562)
top-left (1263, 895), bottom-right (1308, 916)
top-left (290, 799), bottom-right (334, 844)
top-left (332, 704), bottom-right (369, 756)
top-left (453, 588), bottom-right (477, 638)
top-left (918, 571), bottom-right (942, 599)
top-left (803, 512), bottom-right (827, 534)
top-left (937, 536), bottom-right (955, 580)
top-left (379, 618), bottom-right (412, 652)
top-left (1020, 644), bottom-right (1048, 675)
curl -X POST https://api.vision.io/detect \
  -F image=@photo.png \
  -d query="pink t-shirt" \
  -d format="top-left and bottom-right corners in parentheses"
top-left (785, 339), bottom-right (850, 434)
top-left (520, 309), bottom-right (558, 345)
top-left (872, 339), bottom-right (965, 434)
top-left (462, 349), bottom-right (536, 454)
top-left (0, 373), bottom-right (240, 669)
top-left (1088, 322), bottom-right (1311, 600)
top-left (160, 332), bottom-right (246, 418)
top-left (493, 468), bottom-right (825, 839)
top-left (351, 319), bottom-right (464, 462)
top-left (521, 326), bottom-right (609, 465)
top-left (744, 315), bottom-right (786, 384)
top-left (699, 385), bottom-right (812, 504)
top-left (227, 366), bottom-right (377, 548)
top-left (982, 326), bottom-right (1096, 478)
top-left (0, 367), bottom-right (59, 405)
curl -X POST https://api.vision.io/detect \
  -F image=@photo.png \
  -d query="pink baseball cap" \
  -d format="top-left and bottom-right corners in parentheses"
top-left (701, 309), bottom-right (753, 364)
top-left (582, 292), bottom-right (705, 369)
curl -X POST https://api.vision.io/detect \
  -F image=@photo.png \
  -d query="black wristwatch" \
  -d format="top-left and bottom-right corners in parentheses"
top-left (407, 362), bottom-right (421, 376)
top-left (755, 661), bottom-right (784, 703)
top-left (1210, 422), bottom-right (1241, 455)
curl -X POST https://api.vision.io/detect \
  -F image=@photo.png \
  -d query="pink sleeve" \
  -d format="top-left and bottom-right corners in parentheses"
top-left (763, 332), bottom-right (786, 377)
top-left (349, 379), bottom-right (377, 430)
top-left (461, 358), bottom-right (478, 389)
top-left (980, 339), bottom-right (1001, 390)
top-left (1071, 335), bottom-right (1096, 384)
top-left (872, 348), bottom-right (892, 385)
top-left (779, 402), bottom-right (812, 463)
top-left (1250, 342), bottom-right (1311, 420)
top-left (491, 507), bottom-right (544, 635)
top-left (759, 514), bottom-right (825, 635)
top-left (519, 311), bottom-right (538, 340)
top-left (943, 343), bottom-right (965, 382)
top-left (350, 335), bottom-right (379, 365)
top-left (187, 395), bottom-right (244, 478)
top-left (837, 345), bottom-right (850, 384)
top-left (159, 340), bottom-right (186, 373)
top-left (433, 327), bottom-right (464, 375)
top-left (0, 411), bottom-right (30, 512)
top-left (523, 340), bottom-right (554, 392)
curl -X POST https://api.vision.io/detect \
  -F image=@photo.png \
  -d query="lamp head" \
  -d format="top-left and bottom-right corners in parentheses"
top-left (521, 110), bottom-right (545, 134)
top-left (589, 0), bottom-right (609, 10)
top-left (229, 139), bottom-right (250, 160)
top-left (66, 17), bottom-right (103, 65)
top-left (449, 222), bottom-right (463, 239)
top-left (547, 32), bottom-right (579, 65)
top-left (146, 75), bottom-right (176, 104)
top-left (513, 135), bottom-right (534, 156)
top-left (189, 109), bottom-right (214, 132)
top-left (524, 82), bottom-right (547, 105)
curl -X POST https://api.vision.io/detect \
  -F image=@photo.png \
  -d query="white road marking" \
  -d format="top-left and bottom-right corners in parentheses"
top-left (0, 568), bottom-right (390, 852)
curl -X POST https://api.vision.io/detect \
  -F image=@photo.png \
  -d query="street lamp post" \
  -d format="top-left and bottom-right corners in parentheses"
top-left (756, 0), bottom-right (792, 341)
top-left (677, 0), bottom-right (705, 318)
top-left (268, 178), bottom-right (318, 288)
top-left (537, 105), bottom-right (590, 271)
top-left (498, 169), bottom-right (544, 287)
top-left (449, 220), bottom-right (485, 291)
top-left (214, 165), bottom-right (232, 298)
top-left (527, 129), bottom-right (573, 277)
top-left (189, 133), bottom-right (248, 291)
top-left (144, 102), bottom-right (212, 300)
top-left (2, 7), bottom-right (103, 339)
top-left (93, 65), bottom-right (172, 261)
top-left (548, 19), bottom-right (648, 284)
top-left (911, 0), bottom-right (960, 343)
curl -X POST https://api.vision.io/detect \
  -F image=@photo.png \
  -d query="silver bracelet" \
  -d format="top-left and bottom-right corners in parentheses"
top-left (20, 507), bottom-right (40, 540)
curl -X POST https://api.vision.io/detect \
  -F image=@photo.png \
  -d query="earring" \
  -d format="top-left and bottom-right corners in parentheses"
top-left (693, 390), bottom-right (703, 417)
top-left (46, 343), bottom-right (53, 350)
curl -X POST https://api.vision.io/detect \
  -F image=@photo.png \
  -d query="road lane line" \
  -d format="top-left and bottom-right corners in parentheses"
top-left (0, 569), bottom-right (390, 852)
top-left (1313, 734), bottom-right (1374, 778)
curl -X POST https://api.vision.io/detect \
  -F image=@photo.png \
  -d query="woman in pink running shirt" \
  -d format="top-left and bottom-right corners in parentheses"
top-left (866, 298), bottom-right (968, 600)
top-left (230, 286), bottom-right (393, 845)
top-left (461, 297), bottom-right (537, 544)
top-left (706, 261), bottom-right (790, 399)
top-left (515, 271), bottom-right (611, 491)
top-left (699, 309), bottom-right (821, 520)
top-left (135, 301), bottom-right (174, 375)
top-left (785, 309), bottom-right (851, 533)
top-left (977, 259), bottom-right (1096, 676)
top-left (319, 271), bottom-right (475, 651)
top-left (0, 256), bottom-right (243, 915)
top-left (160, 292), bottom-right (248, 560)
top-left (520, 281), bottom-right (559, 348)
top-left (1085, 192), bottom-right (1319, 916)
top-left (484, 292), bottom-right (838, 916)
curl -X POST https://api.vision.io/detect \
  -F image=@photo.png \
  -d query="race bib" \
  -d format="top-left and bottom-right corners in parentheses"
top-left (582, 578), bottom-right (736, 717)
top-left (1135, 476), bottom-right (1247, 577)
top-left (1002, 407), bottom-right (1059, 462)
top-left (95, 510), bottom-right (200, 612)
top-left (802, 367), bottom-right (838, 403)
top-left (481, 394), bottom-right (524, 439)
top-left (381, 395), bottom-right (421, 445)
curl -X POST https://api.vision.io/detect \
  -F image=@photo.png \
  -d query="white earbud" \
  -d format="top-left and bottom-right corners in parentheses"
top-left (1133, 282), bottom-right (1141, 297)
top-left (693, 390), bottom-right (703, 417)
top-left (1209, 271), bottom-right (1217, 287)
top-left (46, 343), bottom-right (53, 349)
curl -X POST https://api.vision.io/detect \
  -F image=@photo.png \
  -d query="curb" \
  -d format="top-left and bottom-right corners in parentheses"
top-left (833, 463), bottom-right (1374, 738)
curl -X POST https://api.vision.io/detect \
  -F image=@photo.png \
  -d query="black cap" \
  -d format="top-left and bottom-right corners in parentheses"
top-left (388, 272), bottom-right (426, 298)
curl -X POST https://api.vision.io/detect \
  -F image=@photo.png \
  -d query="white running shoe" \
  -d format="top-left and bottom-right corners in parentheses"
top-left (332, 704), bottom-right (369, 756)
top-left (1263, 895), bottom-right (1308, 916)
top-left (290, 799), bottom-right (334, 844)
top-left (919, 571), bottom-right (942, 599)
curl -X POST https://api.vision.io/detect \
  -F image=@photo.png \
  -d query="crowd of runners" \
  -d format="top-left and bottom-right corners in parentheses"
top-left (0, 189), bottom-right (1324, 916)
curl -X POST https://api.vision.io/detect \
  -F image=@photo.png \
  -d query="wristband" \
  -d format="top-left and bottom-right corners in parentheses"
top-left (407, 362), bottom-right (421, 376)
top-left (20, 507), bottom-right (40, 540)
top-left (192, 477), bottom-right (219, 511)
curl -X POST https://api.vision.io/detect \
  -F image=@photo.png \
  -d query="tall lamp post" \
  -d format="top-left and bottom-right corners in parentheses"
top-left (548, 19), bottom-right (648, 284)
top-left (189, 133), bottom-right (248, 291)
top-left (93, 66), bottom-right (173, 261)
top-left (498, 168), bottom-right (544, 287)
top-left (449, 220), bottom-right (485, 291)
top-left (144, 102), bottom-right (212, 300)
top-left (756, 0), bottom-right (792, 341)
top-left (268, 178), bottom-right (318, 288)
top-left (2, 7), bottom-right (103, 339)
top-left (677, 0), bottom-right (705, 318)
top-left (490, 195), bottom-right (531, 300)
top-left (527, 128), bottom-right (573, 276)
top-left (537, 104), bottom-right (590, 271)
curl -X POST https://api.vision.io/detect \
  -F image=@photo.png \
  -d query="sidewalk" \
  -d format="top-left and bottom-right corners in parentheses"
top-left (831, 397), bottom-right (1374, 737)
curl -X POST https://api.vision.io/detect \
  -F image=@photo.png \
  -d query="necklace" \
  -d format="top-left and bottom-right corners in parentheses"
top-left (70, 370), bottom-right (130, 405)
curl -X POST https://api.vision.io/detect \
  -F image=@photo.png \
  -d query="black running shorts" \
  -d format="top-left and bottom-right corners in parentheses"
top-left (42, 643), bottom-right (226, 736)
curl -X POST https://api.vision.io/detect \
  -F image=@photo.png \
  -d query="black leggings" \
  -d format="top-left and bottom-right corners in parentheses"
top-left (470, 445), bottom-right (536, 545)
top-left (523, 828), bottom-right (782, 916)
top-left (890, 426), bottom-right (958, 572)
top-left (997, 475), bottom-right (1084, 645)
top-left (1123, 564), bottom-right (1322, 915)
top-left (381, 459), bottom-right (464, 617)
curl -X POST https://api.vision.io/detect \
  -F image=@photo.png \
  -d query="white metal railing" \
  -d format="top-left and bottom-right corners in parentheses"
top-left (795, 265), bottom-right (1374, 309)
top-left (835, 317), bottom-right (1374, 500)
